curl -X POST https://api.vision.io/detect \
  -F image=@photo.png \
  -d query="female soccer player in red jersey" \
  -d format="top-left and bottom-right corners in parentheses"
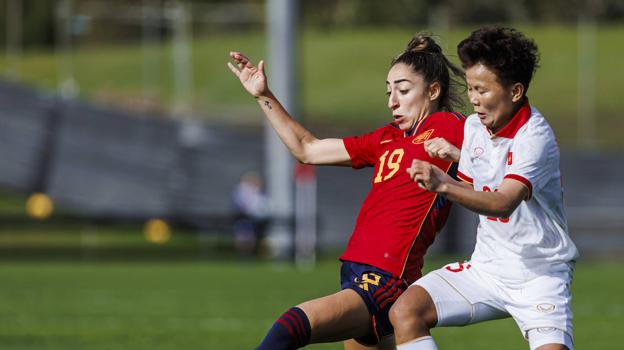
top-left (228, 35), bottom-right (465, 350)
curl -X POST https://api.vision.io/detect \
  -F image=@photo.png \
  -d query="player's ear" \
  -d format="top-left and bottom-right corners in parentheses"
top-left (428, 82), bottom-right (441, 101)
top-left (510, 82), bottom-right (524, 103)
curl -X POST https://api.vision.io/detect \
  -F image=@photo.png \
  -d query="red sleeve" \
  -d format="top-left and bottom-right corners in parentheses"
top-left (342, 127), bottom-right (387, 169)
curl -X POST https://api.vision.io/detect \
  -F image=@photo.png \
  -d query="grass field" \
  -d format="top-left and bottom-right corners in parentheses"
top-left (1, 24), bottom-right (622, 349)
top-left (1, 25), bottom-right (623, 147)
top-left (0, 257), bottom-right (622, 349)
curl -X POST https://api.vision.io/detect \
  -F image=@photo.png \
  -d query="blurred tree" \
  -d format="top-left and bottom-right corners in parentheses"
top-left (446, 0), bottom-right (513, 24)
top-left (299, 0), bottom-right (624, 28)
top-left (300, 0), bottom-right (437, 28)
top-left (0, 0), bottom-right (55, 48)
top-left (0, 0), bottom-right (622, 50)
top-left (602, 0), bottom-right (624, 21)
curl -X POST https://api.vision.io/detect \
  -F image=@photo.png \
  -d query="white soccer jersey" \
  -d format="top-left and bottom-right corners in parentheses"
top-left (457, 102), bottom-right (579, 282)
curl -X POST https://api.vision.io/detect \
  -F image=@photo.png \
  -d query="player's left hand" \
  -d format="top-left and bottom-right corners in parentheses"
top-left (406, 159), bottom-right (449, 192)
top-left (424, 137), bottom-right (460, 162)
top-left (227, 51), bottom-right (268, 98)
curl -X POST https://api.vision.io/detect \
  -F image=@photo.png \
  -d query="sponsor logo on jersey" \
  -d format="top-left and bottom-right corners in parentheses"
top-left (380, 139), bottom-right (393, 144)
top-left (412, 129), bottom-right (434, 144)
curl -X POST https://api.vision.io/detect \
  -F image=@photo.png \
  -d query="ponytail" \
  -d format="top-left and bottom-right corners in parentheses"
top-left (391, 34), bottom-right (465, 112)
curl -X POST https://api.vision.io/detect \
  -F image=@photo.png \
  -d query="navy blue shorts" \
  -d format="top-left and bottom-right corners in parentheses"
top-left (340, 261), bottom-right (408, 346)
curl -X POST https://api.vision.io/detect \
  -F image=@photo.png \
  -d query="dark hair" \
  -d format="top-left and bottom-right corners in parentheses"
top-left (391, 34), bottom-right (465, 112)
top-left (458, 26), bottom-right (540, 93)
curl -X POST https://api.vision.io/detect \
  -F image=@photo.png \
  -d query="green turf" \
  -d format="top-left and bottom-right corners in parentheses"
top-left (0, 191), bottom-right (26, 215)
top-left (0, 258), bottom-right (621, 349)
top-left (1, 25), bottom-right (623, 147)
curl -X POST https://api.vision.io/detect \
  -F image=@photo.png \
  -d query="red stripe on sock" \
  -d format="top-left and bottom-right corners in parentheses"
top-left (282, 311), bottom-right (302, 344)
top-left (284, 311), bottom-right (304, 336)
top-left (277, 318), bottom-right (297, 343)
top-left (289, 309), bottom-right (308, 346)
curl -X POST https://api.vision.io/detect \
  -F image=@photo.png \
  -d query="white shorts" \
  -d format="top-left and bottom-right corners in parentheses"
top-left (414, 261), bottom-right (574, 350)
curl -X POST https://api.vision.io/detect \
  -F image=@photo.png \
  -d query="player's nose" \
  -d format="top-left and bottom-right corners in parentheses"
top-left (388, 92), bottom-right (399, 110)
top-left (469, 94), bottom-right (479, 106)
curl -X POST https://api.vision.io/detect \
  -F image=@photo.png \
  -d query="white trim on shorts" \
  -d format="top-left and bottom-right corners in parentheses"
top-left (526, 327), bottom-right (574, 350)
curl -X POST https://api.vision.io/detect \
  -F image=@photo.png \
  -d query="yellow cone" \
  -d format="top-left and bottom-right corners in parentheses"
top-left (26, 193), bottom-right (54, 220)
top-left (143, 218), bottom-right (171, 244)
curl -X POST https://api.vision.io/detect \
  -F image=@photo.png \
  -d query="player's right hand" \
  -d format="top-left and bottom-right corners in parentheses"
top-left (424, 137), bottom-right (460, 162)
top-left (406, 159), bottom-right (450, 193)
top-left (227, 51), bottom-right (268, 98)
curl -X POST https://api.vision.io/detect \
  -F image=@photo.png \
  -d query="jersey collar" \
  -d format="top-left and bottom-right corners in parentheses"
top-left (389, 114), bottom-right (431, 138)
top-left (489, 100), bottom-right (531, 139)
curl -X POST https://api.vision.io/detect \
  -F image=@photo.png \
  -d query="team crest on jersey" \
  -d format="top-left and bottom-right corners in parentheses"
top-left (412, 129), bottom-right (434, 144)
top-left (473, 147), bottom-right (484, 158)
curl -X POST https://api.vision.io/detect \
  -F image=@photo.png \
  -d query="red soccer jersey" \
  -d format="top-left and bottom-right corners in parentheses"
top-left (340, 111), bottom-right (465, 283)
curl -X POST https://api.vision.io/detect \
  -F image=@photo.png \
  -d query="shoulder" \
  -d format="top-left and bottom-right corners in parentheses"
top-left (518, 107), bottom-right (557, 145)
top-left (427, 111), bottom-right (467, 125)
top-left (527, 107), bottom-right (554, 134)
top-left (423, 112), bottom-right (467, 136)
top-left (512, 107), bottom-right (560, 163)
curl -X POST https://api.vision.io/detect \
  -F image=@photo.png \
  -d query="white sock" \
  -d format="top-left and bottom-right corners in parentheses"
top-left (396, 336), bottom-right (439, 350)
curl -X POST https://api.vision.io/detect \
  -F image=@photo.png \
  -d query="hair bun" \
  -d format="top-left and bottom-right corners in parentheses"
top-left (406, 34), bottom-right (442, 54)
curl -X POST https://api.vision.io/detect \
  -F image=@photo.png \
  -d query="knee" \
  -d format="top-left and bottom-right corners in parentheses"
top-left (389, 286), bottom-right (438, 336)
top-left (389, 293), bottom-right (426, 331)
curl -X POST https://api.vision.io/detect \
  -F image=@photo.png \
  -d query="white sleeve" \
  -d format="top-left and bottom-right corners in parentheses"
top-left (505, 130), bottom-right (555, 200)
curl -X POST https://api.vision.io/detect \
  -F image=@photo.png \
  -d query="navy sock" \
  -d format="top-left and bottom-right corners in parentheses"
top-left (256, 307), bottom-right (311, 350)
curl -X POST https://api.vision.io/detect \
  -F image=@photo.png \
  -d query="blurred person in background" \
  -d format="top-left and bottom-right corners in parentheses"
top-left (231, 171), bottom-right (269, 258)
top-left (228, 33), bottom-right (465, 350)
top-left (390, 27), bottom-right (578, 350)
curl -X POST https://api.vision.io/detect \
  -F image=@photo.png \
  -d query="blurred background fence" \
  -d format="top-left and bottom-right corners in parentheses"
top-left (0, 0), bottom-right (623, 261)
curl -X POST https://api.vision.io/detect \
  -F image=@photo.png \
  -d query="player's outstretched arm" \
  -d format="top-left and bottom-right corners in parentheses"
top-left (228, 51), bottom-right (350, 166)
top-left (407, 160), bottom-right (527, 218)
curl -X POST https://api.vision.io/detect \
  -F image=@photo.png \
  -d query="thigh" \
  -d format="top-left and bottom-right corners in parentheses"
top-left (506, 270), bottom-right (574, 343)
top-left (298, 288), bottom-right (372, 343)
top-left (415, 262), bottom-right (509, 327)
top-left (340, 261), bottom-right (408, 346)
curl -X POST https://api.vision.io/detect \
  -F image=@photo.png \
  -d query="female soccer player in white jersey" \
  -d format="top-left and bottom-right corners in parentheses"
top-left (389, 27), bottom-right (579, 350)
